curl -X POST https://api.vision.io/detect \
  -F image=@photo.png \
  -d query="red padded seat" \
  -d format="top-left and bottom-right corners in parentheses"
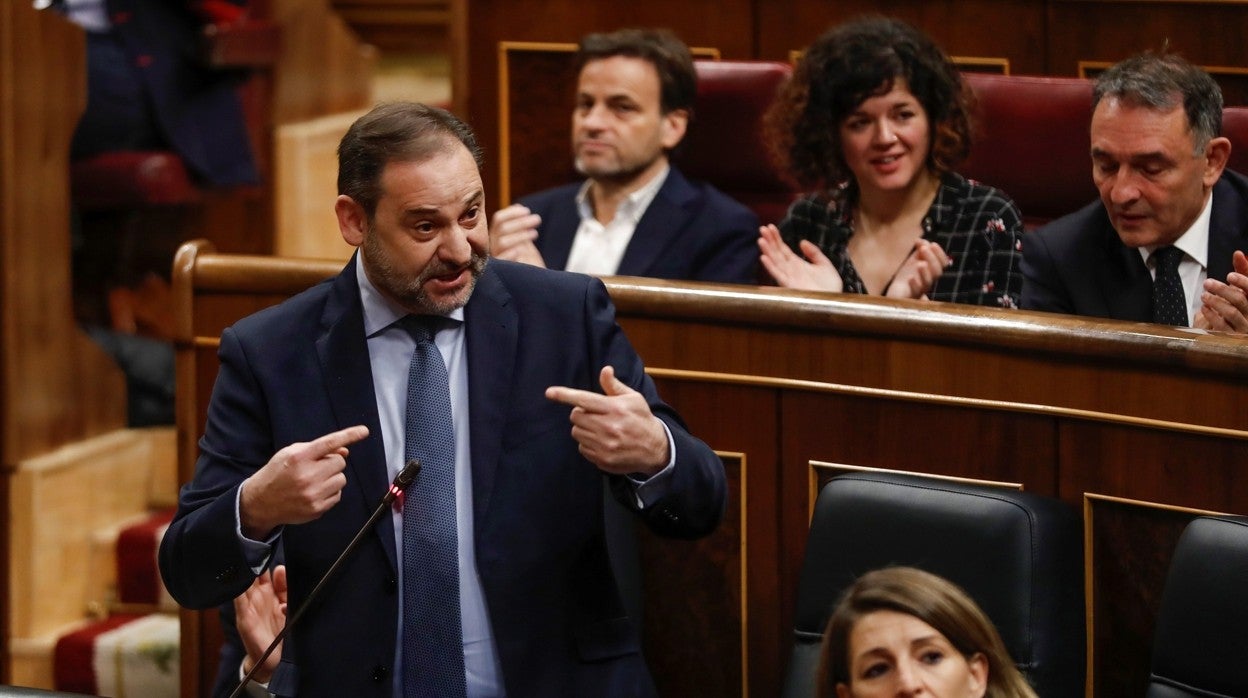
top-left (678, 60), bottom-right (800, 225)
top-left (960, 73), bottom-right (1097, 229)
top-left (116, 508), bottom-right (176, 606)
top-left (53, 614), bottom-right (144, 694)
top-left (70, 151), bottom-right (201, 210)
top-left (1223, 107), bottom-right (1248, 175)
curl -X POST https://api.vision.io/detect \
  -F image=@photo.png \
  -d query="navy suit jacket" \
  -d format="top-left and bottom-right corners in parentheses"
top-left (520, 166), bottom-right (760, 284)
top-left (159, 258), bottom-right (726, 697)
top-left (1022, 170), bottom-right (1248, 321)
top-left (79, 0), bottom-right (258, 186)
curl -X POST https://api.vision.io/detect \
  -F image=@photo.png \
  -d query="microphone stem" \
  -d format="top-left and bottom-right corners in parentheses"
top-left (228, 484), bottom-right (404, 698)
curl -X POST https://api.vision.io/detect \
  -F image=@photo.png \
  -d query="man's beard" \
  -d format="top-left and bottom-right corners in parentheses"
top-left (574, 156), bottom-right (649, 183)
top-left (573, 143), bottom-right (661, 184)
top-left (361, 229), bottom-right (489, 315)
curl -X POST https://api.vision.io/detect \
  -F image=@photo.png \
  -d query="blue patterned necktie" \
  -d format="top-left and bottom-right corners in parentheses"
top-left (1152, 246), bottom-right (1188, 327)
top-left (400, 315), bottom-right (466, 697)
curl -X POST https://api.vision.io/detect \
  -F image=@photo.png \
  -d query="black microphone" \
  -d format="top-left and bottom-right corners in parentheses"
top-left (229, 459), bottom-right (421, 698)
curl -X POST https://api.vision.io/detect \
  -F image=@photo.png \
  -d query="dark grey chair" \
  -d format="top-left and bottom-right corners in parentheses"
top-left (1147, 515), bottom-right (1248, 698)
top-left (781, 471), bottom-right (1085, 698)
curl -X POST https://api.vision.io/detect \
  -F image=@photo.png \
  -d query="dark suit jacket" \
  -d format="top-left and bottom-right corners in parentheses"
top-left (1022, 169), bottom-right (1248, 320)
top-left (73, 0), bottom-right (258, 186)
top-left (521, 166), bottom-right (760, 284)
top-left (159, 258), bottom-right (726, 697)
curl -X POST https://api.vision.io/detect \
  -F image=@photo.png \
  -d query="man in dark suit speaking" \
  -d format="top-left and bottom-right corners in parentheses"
top-left (488, 28), bottom-right (759, 284)
top-left (159, 102), bottom-right (726, 697)
top-left (1022, 52), bottom-right (1248, 334)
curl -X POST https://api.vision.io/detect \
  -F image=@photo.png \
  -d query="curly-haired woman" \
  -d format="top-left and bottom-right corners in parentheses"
top-left (759, 17), bottom-right (1023, 307)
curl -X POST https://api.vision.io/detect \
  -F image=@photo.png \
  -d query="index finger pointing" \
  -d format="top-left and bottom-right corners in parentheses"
top-left (546, 385), bottom-right (607, 411)
top-left (305, 425), bottom-right (370, 457)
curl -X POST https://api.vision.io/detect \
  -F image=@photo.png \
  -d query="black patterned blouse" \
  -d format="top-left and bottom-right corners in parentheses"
top-left (777, 171), bottom-right (1024, 308)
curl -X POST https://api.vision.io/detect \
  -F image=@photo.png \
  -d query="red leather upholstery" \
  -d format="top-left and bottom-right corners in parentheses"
top-left (679, 66), bottom-right (1105, 229)
top-left (70, 150), bottom-right (201, 209)
top-left (1223, 107), bottom-right (1248, 175)
top-left (678, 60), bottom-right (800, 225)
top-left (962, 77), bottom-right (1248, 229)
top-left (679, 66), bottom-right (1243, 233)
top-left (960, 73), bottom-right (1097, 229)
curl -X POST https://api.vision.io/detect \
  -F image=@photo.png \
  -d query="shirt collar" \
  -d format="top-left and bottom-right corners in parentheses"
top-left (355, 252), bottom-right (465, 338)
top-left (1139, 189), bottom-right (1213, 270)
top-left (62, 0), bottom-right (110, 31)
top-left (575, 163), bottom-right (670, 225)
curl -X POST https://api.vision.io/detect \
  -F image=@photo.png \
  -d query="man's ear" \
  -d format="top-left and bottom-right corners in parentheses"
top-left (335, 195), bottom-right (368, 247)
top-left (660, 108), bottom-right (689, 150)
top-left (1203, 136), bottom-right (1232, 188)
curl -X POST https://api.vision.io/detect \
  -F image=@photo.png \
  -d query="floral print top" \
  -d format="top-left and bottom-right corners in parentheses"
top-left (777, 171), bottom-right (1024, 308)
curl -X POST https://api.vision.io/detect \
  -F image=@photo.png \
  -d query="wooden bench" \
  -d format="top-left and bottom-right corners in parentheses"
top-left (173, 239), bottom-right (1248, 697)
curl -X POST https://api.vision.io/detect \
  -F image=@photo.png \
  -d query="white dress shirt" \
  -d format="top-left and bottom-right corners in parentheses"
top-left (564, 164), bottom-right (669, 276)
top-left (1138, 189), bottom-right (1213, 325)
top-left (61, 0), bottom-right (110, 31)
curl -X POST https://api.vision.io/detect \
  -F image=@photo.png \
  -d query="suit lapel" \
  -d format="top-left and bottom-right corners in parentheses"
top-left (538, 197), bottom-right (581, 271)
top-left (463, 264), bottom-right (517, 532)
top-left (1098, 222), bottom-right (1154, 322)
top-left (315, 256), bottom-right (397, 573)
top-left (1205, 176), bottom-right (1248, 281)
top-left (616, 168), bottom-right (695, 276)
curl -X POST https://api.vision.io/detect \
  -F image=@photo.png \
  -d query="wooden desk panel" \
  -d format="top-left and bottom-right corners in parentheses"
top-left (173, 246), bottom-right (1248, 697)
top-left (607, 277), bottom-right (1248, 697)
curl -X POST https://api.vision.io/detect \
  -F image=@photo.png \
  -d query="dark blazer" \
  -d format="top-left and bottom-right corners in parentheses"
top-left (159, 258), bottom-right (726, 697)
top-left (1022, 169), bottom-right (1248, 320)
top-left (521, 166), bottom-right (760, 284)
top-left (73, 0), bottom-right (258, 186)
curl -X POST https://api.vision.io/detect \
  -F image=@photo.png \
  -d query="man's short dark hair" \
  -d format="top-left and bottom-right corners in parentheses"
top-left (575, 28), bottom-right (697, 115)
top-left (1093, 52), bottom-right (1223, 154)
top-left (337, 102), bottom-right (484, 217)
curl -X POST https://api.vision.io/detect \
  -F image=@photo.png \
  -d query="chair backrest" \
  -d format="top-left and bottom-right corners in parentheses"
top-left (1223, 107), bottom-right (1248, 176)
top-left (960, 78), bottom-right (1248, 230)
top-left (1147, 516), bottom-right (1248, 698)
top-left (960, 72), bottom-right (1097, 229)
top-left (676, 59), bottom-right (800, 225)
top-left (782, 471), bottom-right (1084, 698)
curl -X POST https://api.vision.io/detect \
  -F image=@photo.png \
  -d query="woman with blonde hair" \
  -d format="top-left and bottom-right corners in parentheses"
top-left (821, 567), bottom-right (1038, 698)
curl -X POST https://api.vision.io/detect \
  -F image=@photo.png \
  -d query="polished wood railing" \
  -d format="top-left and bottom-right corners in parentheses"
top-left (173, 241), bottom-right (1248, 697)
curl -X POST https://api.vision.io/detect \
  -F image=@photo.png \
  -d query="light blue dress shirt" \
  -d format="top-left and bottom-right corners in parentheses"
top-left (353, 255), bottom-right (503, 697)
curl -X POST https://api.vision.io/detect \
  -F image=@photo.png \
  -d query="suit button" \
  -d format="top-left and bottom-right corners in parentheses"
top-left (386, 576), bottom-right (398, 593)
top-left (371, 664), bottom-right (389, 682)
